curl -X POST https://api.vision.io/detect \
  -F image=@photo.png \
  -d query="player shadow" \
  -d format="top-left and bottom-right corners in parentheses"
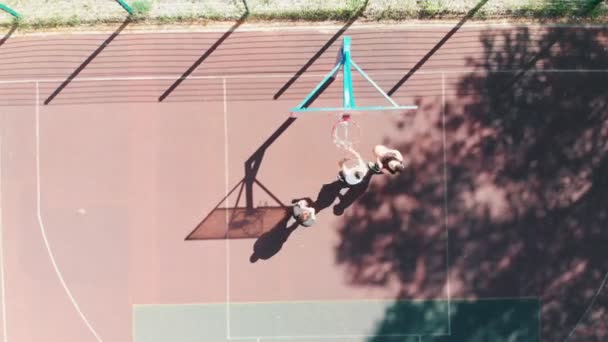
top-left (44, 18), bottom-right (131, 105)
top-left (249, 213), bottom-right (299, 263)
top-left (335, 24), bottom-right (608, 341)
top-left (387, 0), bottom-right (489, 96)
top-left (158, 0), bottom-right (249, 101)
top-left (0, 22), bottom-right (17, 48)
top-left (313, 172), bottom-right (375, 215)
top-left (250, 172), bottom-right (376, 263)
top-left (273, 0), bottom-right (369, 100)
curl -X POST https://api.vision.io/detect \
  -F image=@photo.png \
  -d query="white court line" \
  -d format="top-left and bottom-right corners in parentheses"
top-left (539, 299), bottom-right (542, 342)
top-left (223, 77), bottom-right (232, 339)
top-left (564, 271), bottom-right (608, 341)
top-left (0, 117), bottom-right (6, 342)
top-left (34, 81), bottom-right (103, 342)
top-left (441, 71), bottom-right (452, 335)
top-left (133, 295), bottom-right (540, 306)
top-left (228, 333), bottom-right (435, 340)
top-left (131, 305), bottom-right (135, 342)
top-left (0, 69), bottom-right (607, 85)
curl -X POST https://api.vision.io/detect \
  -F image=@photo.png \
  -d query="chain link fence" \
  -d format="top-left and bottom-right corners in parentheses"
top-left (1, 0), bottom-right (606, 26)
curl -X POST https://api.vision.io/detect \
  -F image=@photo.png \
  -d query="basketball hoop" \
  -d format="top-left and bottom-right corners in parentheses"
top-left (289, 36), bottom-right (418, 152)
top-left (331, 113), bottom-right (361, 151)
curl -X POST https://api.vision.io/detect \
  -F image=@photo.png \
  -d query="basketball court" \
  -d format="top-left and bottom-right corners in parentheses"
top-left (0, 22), bottom-right (606, 342)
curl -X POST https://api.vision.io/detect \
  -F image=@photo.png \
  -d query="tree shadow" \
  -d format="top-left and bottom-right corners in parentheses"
top-left (387, 0), bottom-right (489, 96)
top-left (498, 0), bottom-right (604, 95)
top-left (370, 298), bottom-right (540, 341)
top-left (335, 24), bottom-right (608, 341)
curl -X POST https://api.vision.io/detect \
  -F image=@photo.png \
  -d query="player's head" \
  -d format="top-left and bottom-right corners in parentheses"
top-left (387, 159), bottom-right (405, 174)
top-left (299, 211), bottom-right (311, 222)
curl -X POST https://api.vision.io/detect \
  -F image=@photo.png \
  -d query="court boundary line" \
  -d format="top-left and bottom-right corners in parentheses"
top-left (228, 333), bottom-right (430, 340)
top-left (223, 77), bottom-right (233, 339)
top-left (35, 81), bottom-right (104, 342)
top-left (131, 295), bottom-right (541, 306)
top-left (539, 298), bottom-right (542, 342)
top-left (18, 66), bottom-right (594, 341)
top-left (0, 114), bottom-right (6, 342)
top-left (564, 270), bottom-right (608, 341)
top-left (1, 69), bottom-right (608, 86)
top-left (441, 70), bottom-right (451, 335)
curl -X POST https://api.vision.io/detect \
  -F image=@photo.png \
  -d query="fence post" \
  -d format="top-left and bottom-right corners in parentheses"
top-left (114, 0), bottom-right (134, 15)
top-left (0, 3), bottom-right (20, 18)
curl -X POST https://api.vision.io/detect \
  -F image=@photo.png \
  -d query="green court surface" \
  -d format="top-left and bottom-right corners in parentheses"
top-left (134, 298), bottom-right (539, 342)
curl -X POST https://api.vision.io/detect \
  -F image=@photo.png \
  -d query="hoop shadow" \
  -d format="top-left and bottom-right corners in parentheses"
top-left (159, 0), bottom-right (249, 102)
top-left (44, 18), bottom-right (131, 105)
top-left (186, 117), bottom-right (296, 241)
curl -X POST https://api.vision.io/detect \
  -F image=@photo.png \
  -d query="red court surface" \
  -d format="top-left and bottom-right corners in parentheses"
top-left (0, 22), bottom-right (607, 341)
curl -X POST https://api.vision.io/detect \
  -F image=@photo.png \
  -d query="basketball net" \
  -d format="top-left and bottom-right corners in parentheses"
top-left (331, 113), bottom-right (361, 153)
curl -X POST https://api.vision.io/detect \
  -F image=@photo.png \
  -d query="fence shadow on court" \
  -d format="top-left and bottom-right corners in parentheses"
top-left (0, 22), bottom-right (16, 48)
top-left (497, 0), bottom-right (604, 95)
top-left (273, 0), bottom-right (369, 100)
top-left (334, 24), bottom-right (608, 341)
top-left (158, 0), bottom-right (249, 101)
top-left (386, 0), bottom-right (489, 96)
top-left (44, 18), bottom-right (131, 105)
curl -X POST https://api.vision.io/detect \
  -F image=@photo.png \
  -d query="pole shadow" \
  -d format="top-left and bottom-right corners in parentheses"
top-left (273, 0), bottom-right (369, 100)
top-left (186, 117), bottom-right (296, 241)
top-left (250, 169), bottom-right (377, 263)
top-left (44, 18), bottom-right (131, 105)
top-left (158, 0), bottom-right (249, 102)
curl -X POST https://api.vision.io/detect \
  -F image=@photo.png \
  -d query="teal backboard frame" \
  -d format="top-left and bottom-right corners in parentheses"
top-left (291, 36), bottom-right (418, 114)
